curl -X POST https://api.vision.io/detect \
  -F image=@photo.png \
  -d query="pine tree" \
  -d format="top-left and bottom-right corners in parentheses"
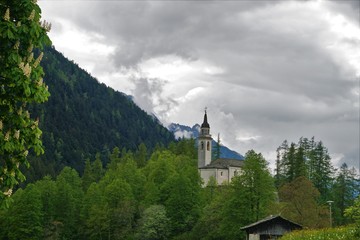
top-left (286, 143), bottom-right (296, 182)
top-left (82, 158), bottom-right (94, 190)
top-left (135, 143), bottom-right (147, 168)
top-left (333, 163), bottom-right (359, 225)
top-left (92, 153), bottom-right (104, 183)
top-left (213, 133), bottom-right (221, 160)
top-left (309, 141), bottom-right (334, 202)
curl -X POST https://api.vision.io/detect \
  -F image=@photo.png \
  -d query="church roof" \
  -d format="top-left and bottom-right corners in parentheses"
top-left (199, 158), bottom-right (244, 169)
top-left (201, 111), bottom-right (210, 128)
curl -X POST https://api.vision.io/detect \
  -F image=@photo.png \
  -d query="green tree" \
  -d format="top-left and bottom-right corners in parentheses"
top-left (345, 195), bottom-right (360, 237)
top-left (136, 205), bottom-right (170, 240)
top-left (220, 150), bottom-right (276, 239)
top-left (82, 158), bottom-right (94, 190)
top-left (107, 146), bottom-right (121, 170)
top-left (92, 153), bottom-right (104, 182)
top-left (274, 140), bottom-right (289, 188)
top-left (6, 185), bottom-right (44, 239)
top-left (212, 133), bottom-right (221, 160)
top-left (162, 173), bottom-right (201, 236)
top-left (135, 143), bottom-right (147, 168)
top-left (286, 143), bottom-right (297, 182)
top-left (34, 176), bottom-right (58, 238)
top-left (275, 137), bottom-right (334, 203)
top-left (191, 189), bottom-right (229, 240)
top-left (0, 0), bottom-right (51, 205)
top-left (333, 163), bottom-right (358, 225)
top-left (54, 167), bottom-right (83, 239)
top-left (279, 176), bottom-right (328, 228)
top-left (103, 179), bottom-right (135, 239)
top-left (307, 141), bottom-right (334, 202)
top-left (294, 141), bottom-right (307, 179)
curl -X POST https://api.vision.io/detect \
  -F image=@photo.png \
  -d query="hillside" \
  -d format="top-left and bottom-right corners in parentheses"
top-left (26, 47), bottom-right (174, 180)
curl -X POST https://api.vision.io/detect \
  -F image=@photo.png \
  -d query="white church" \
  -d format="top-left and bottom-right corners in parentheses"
top-left (198, 111), bottom-right (244, 185)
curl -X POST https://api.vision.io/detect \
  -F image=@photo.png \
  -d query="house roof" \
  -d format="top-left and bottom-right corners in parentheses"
top-left (199, 158), bottom-right (244, 169)
top-left (241, 215), bottom-right (302, 230)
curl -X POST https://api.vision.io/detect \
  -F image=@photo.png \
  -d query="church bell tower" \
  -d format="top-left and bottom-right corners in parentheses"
top-left (198, 109), bottom-right (212, 168)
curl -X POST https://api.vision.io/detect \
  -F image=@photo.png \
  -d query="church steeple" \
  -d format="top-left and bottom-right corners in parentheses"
top-left (201, 110), bottom-right (210, 128)
top-left (198, 109), bottom-right (212, 168)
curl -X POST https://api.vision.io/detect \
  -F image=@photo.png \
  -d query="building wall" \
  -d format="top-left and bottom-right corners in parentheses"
top-left (200, 167), bottom-right (242, 185)
top-left (249, 234), bottom-right (260, 240)
top-left (199, 169), bottom-right (216, 185)
top-left (216, 169), bottom-right (229, 185)
top-left (228, 166), bottom-right (242, 181)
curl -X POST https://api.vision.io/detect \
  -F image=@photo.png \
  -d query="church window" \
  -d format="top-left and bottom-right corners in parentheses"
top-left (207, 141), bottom-right (210, 151)
top-left (220, 171), bottom-right (223, 176)
top-left (201, 141), bottom-right (204, 150)
top-left (234, 170), bottom-right (238, 176)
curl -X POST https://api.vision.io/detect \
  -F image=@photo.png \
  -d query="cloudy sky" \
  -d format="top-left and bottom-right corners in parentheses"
top-left (38, 0), bottom-right (359, 171)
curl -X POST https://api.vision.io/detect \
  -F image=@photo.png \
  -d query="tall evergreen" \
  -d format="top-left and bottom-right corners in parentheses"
top-left (309, 141), bottom-right (334, 202)
top-left (274, 137), bottom-right (334, 203)
top-left (333, 163), bottom-right (359, 225)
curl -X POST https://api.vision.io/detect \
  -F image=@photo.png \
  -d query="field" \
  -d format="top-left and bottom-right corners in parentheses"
top-left (280, 226), bottom-right (356, 240)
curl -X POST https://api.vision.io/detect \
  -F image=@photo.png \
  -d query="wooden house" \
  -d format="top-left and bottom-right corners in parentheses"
top-left (241, 215), bottom-right (302, 240)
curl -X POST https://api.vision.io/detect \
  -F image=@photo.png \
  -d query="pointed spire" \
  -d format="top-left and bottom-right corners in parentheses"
top-left (201, 108), bottom-right (210, 128)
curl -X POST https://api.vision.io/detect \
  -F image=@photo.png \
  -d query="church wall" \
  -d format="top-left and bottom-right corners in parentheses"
top-left (199, 169), bottom-right (216, 186)
top-left (216, 169), bottom-right (229, 185)
top-left (228, 166), bottom-right (242, 181)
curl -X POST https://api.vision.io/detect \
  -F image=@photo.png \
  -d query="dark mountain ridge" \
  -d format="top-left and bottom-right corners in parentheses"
top-left (27, 47), bottom-right (174, 179)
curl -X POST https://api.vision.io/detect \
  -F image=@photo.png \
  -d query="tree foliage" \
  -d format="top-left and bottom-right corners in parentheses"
top-left (275, 137), bottom-right (334, 202)
top-left (279, 176), bottom-right (329, 228)
top-left (0, 0), bottom-right (51, 205)
top-left (1, 136), bottom-right (358, 239)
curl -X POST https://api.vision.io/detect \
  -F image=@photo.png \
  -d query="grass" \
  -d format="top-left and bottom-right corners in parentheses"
top-left (280, 226), bottom-right (356, 240)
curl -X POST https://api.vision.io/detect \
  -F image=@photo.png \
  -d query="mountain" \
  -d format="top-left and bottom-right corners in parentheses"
top-left (168, 123), bottom-right (244, 160)
top-left (26, 47), bottom-right (175, 180)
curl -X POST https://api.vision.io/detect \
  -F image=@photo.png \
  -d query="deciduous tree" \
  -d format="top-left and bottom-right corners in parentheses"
top-left (0, 0), bottom-right (51, 205)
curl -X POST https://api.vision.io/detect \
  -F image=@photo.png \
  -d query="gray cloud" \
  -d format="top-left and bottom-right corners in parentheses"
top-left (39, 0), bottom-right (359, 169)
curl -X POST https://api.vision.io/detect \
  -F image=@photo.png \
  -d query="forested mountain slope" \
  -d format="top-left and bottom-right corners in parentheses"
top-left (26, 47), bottom-right (174, 180)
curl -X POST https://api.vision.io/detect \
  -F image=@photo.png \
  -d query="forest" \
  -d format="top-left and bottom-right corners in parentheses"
top-left (25, 46), bottom-right (174, 182)
top-left (1, 137), bottom-right (359, 240)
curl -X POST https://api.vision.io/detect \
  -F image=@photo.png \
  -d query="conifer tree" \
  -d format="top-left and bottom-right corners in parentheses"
top-left (213, 133), bottom-right (221, 160)
top-left (135, 143), bottom-right (147, 167)
top-left (333, 163), bottom-right (359, 225)
top-left (82, 158), bottom-right (94, 190)
top-left (309, 141), bottom-right (334, 202)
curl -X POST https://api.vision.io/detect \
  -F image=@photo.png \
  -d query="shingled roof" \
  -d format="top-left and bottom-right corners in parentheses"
top-left (241, 215), bottom-right (302, 231)
top-left (199, 158), bottom-right (244, 169)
